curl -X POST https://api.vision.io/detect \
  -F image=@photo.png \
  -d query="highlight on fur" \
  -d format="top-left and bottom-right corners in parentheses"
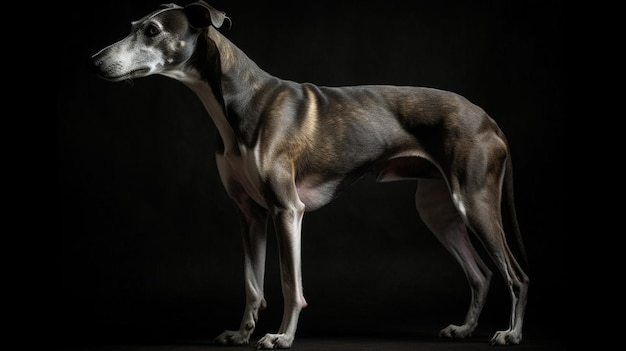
top-left (92, 1), bottom-right (529, 348)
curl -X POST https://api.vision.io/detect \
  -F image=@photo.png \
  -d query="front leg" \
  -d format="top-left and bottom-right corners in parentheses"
top-left (256, 174), bottom-right (308, 349)
top-left (215, 195), bottom-right (269, 345)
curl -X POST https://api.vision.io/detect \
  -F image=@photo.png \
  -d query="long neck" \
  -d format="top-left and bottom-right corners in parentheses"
top-left (178, 27), bottom-right (274, 155)
top-left (207, 27), bottom-right (274, 106)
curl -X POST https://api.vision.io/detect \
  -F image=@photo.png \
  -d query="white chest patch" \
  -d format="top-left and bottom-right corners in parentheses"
top-left (216, 143), bottom-right (267, 208)
top-left (181, 80), bottom-right (270, 209)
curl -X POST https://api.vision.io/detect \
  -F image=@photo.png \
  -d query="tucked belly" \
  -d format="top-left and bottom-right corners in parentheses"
top-left (375, 156), bottom-right (441, 182)
top-left (296, 157), bottom-right (440, 211)
top-left (296, 176), bottom-right (341, 211)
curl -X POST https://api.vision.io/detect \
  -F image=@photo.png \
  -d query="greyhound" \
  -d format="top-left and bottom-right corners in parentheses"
top-left (91, 1), bottom-right (529, 348)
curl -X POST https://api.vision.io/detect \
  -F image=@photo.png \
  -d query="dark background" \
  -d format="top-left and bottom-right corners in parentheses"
top-left (58, 0), bottom-right (566, 348)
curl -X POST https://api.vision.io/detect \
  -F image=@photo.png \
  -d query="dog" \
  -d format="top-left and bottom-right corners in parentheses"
top-left (91, 1), bottom-right (529, 348)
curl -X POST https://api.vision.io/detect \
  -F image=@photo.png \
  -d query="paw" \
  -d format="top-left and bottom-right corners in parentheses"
top-left (439, 324), bottom-right (473, 339)
top-left (255, 333), bottom-right (293, 349)
top-left (214, 330), bottom-right (250, 345)
top-left (490, 330), bottom-right (522, 345)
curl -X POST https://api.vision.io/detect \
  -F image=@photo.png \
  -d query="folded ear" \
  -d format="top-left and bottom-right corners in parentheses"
top-left (184, 1), bottom-right (231, 29)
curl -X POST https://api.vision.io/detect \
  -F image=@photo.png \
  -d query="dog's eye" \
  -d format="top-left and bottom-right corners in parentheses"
top-left (145, 24), bottom-right (160, 37)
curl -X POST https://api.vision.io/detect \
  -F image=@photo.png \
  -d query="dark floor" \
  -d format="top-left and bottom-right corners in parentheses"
top-left (65, 335), bottom-right (566, 351)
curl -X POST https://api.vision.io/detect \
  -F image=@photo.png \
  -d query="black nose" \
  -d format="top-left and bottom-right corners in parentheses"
top-left (89, 54), bottom-right (104, 77)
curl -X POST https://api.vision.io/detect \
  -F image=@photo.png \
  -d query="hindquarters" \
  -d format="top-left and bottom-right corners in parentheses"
top-left (382, 87), bottom-right (529, 344)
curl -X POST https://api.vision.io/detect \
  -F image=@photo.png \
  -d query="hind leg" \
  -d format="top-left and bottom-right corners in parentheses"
top-left (416, 178), bottom-right (493, 339)
top-left (448, 155), bottom-right (529, 345)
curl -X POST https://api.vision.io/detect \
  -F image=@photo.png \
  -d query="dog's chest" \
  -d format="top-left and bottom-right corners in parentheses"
top-left (216, 144), bottom-right (267, 208)
top-left (216, 142), bottom-right (341, 211)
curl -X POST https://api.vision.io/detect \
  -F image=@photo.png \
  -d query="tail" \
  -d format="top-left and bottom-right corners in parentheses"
top-left (504, 152), bottom-right (528, 267)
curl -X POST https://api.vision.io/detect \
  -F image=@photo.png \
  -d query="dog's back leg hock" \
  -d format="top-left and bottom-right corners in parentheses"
top-left (415, 178), bottom-right (492, 339)
top-left (214, 194), bottom-right (269, 345)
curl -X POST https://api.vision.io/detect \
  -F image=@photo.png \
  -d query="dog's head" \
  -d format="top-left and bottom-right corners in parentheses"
top-left (91, 1), bottom-right (229, 82)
